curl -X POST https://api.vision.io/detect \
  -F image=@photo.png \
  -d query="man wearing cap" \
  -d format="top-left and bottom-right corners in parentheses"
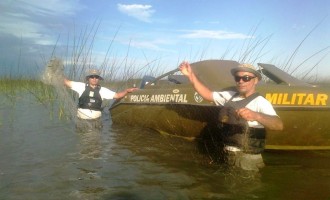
top-left (179, 61), bottom-right (283, 171)
top-left (64, 69), bottom-right (137, 127)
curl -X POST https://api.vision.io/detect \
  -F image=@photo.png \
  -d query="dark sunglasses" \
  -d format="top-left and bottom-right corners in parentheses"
top-left (89, 75), bottom-right (100, 79)
top-left (234, 75), bottom-right (256, 82)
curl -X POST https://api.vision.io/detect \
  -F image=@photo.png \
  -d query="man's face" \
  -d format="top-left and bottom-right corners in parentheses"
top-left (88, 75), bottom-right (100, 86)
top-left (234, 71), bottom-right (258, 96)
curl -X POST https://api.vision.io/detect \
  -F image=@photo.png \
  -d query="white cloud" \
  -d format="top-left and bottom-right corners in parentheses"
top-left (180, 30), bottom-right (253, 40)
top-left (117, 4), bottom-right (155, 23)
top-left (0, 14), bottom-right (54, 45)
top-left (0, 0), bottom-right (85, 46)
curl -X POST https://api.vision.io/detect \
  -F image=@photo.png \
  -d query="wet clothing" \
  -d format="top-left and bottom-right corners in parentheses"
top-left (212, 90), bottom-right (278, 170)
top-left (218, 92), bottom-right (261, 126)
top-left (75, 117), bottom-right (103, 132)
top-left (218, 123), bottom-right (266, 154)
top-left (218, 92), bottom-right (266, 154)
top-left (213, 90), bottom-right (278, 128)
top-left (226, 151), bottom-right (265, 171)
top-left (70, 81), bottom-right (116, 119)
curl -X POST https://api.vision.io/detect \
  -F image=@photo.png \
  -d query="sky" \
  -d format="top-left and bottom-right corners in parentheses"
top-left (0, 0), bottom-right (329, 79)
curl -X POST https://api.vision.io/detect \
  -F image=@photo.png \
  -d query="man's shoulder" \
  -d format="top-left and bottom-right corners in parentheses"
top-left (70, 81), bottom-right (85, 91)
top-left (99, 86), bottom-right (116, 99)
top-left (71, 81), bottom-right (84, 86)
top-left (255, 95), bottom-right (268, 101)
top-left (218, 90), bottom-right (237, 97)
top-left (99, 86), bottom-right (115, 95)
top-left (253, 95), bottom-right (273, 106)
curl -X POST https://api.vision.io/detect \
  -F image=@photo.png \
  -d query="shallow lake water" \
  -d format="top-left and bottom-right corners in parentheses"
top-left (1, 94), bottom-right (330, 200)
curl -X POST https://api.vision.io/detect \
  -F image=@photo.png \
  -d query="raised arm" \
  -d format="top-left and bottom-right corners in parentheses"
top-left (64, 77), bottom-right (73, 88)
top-left (179, 61), bottom-right (214, 102)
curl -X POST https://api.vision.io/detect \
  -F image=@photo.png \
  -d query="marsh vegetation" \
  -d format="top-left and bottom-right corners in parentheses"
top-left (1, 22), bottom-right (330, 200)
top-left (1, 21), bottom-right (329, 122)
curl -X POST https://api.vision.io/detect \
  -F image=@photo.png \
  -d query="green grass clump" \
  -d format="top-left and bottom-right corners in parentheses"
top-left (0, 78), bottom-right (68, 120)
top-left (0, 78), bottom-right (56, 103)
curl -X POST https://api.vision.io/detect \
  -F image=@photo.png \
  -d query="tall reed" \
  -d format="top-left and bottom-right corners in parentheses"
top-left (2, 19), bottom-right (329, 122)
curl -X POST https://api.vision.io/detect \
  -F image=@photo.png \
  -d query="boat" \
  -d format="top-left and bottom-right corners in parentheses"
top-left (110, 60), bottom-right (330, 150)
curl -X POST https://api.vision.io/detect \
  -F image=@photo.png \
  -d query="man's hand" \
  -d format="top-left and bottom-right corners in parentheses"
top-left (126, 87), bottom-right (138, 93)
top-left (179, 61), bottom-right (192, 77)
top-left (236, 108), bottom-right (257, 121)
top-left (237, 107), bottom-right (284, 130)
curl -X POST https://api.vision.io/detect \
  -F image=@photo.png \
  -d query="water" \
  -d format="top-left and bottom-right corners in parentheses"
top-left (1, 94), bottom-right (330, 200)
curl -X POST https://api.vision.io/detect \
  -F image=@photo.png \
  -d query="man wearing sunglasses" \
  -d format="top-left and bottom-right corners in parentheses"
top-left (64, 69), bottom-right (137, 129)
top-left (179, 61), bottom-right (283, 171)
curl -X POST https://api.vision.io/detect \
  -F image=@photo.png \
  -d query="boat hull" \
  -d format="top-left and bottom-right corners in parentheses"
top-left (111, 103), bottom-right (219, 139)
top-left (110, 60), bottom-right (330, 150)
top-left (110, 103), bottom-right (330, 150)
top-left (266, 109), bottom-right (330, 150)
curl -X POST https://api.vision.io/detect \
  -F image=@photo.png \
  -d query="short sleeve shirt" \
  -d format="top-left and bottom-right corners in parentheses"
top-left (70, 81), bottom-right (116, 99)
top-left (70, 81), bottom-right (116, 119)
top-left (213, 91), bottom-right (278, 128)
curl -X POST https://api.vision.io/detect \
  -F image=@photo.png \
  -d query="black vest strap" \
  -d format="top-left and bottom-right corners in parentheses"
top-left (78, 84), bottom-right (103, 111)
top-left (219, 92), bottom-right (260, 126)
top-left (218, 92), bottom-right (266, 154)
top-left (226, 92), bottom-right (260, 110)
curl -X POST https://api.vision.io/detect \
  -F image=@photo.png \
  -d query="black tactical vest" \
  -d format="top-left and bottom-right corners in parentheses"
top-left (78, 84), bottom-right (102, 111)
top-left (218, 92), bottom-right (266, 154)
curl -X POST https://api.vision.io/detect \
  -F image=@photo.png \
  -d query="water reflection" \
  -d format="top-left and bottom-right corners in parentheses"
top-left (77, 129), bottom-right (102, 159)
top-left (110, 125), bottom-right (264, 199)
top-left (1, 97), bottom-right (330, 199)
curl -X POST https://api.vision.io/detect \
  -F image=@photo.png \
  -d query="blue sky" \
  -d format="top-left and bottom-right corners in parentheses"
top-left (0, 0), bottom-right (329, 79)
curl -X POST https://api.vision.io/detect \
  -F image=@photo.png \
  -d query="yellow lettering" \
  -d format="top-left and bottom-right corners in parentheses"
top-left (265, 93), bottom-right (328, 106)
top-left (265, 93), bottom-right (278, 104)
top-left (315, 94), bottom-right (328, 105)
top-left (296, 93), bottom-right (306, 105)
top-left (277, 93), bottom-right (283, 104)
top-left (303, 94), bottom-right (315, 105)
top-left (291, 93), bottom-right (296, 104)
top-left (282, 93), bottom-right (291, 105)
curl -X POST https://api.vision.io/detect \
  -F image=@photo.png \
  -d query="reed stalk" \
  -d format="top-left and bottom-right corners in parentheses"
top-left (1, 20), bottom-right (329, 121)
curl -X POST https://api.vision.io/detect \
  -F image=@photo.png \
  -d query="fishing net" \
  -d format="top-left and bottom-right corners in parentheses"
top-left (41, 58), bottom-right (78, 123)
